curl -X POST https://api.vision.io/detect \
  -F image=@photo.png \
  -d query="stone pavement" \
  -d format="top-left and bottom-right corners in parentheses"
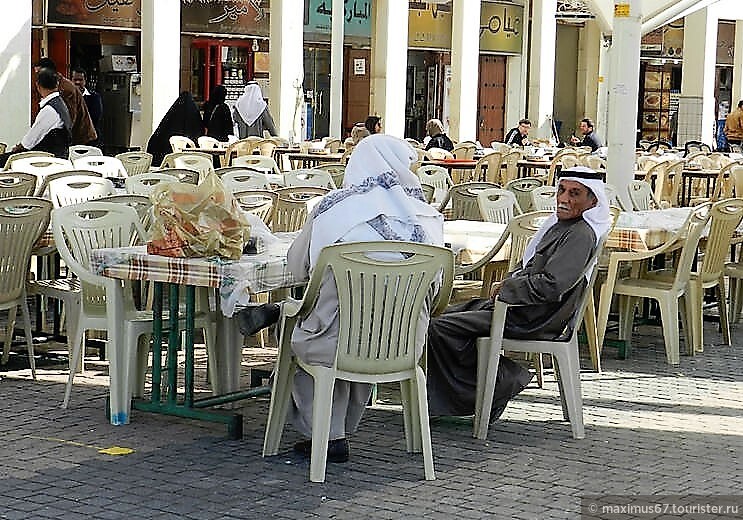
top-left (1, 319), bottom-right (742, 520)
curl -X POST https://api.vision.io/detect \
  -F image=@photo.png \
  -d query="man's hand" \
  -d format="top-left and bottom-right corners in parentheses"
top-left (489, 281), bottom-right (503, 301)
top-left (10, 144), bottom-right (25, 154)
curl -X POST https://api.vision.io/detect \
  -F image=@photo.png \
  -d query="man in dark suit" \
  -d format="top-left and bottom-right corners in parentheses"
top-left (71, 67), bottom-right (103, 146)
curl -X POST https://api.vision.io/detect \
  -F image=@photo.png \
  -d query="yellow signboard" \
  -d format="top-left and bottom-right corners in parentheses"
top-left (614, 3), bottom-right (631, 17)
top-left (408, 4), bottom-right (452, 49)
top-left (480, 2), bottom-right (524, 54)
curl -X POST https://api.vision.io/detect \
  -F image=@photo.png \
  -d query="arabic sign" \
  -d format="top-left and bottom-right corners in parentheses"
top-left (408, 2), bottom-right (452, 49)
top-left (479, 2), bottom-right (523, 54)
top-left (181, 0), bottom-right (270, 36)
top-left (305, 0), bottom-right (371, 39)
top-left (46, 0), bottom-right (141, 28)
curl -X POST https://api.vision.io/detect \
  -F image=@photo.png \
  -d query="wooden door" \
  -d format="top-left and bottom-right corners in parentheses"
top-left (477, 55), bottom-right (506, 145)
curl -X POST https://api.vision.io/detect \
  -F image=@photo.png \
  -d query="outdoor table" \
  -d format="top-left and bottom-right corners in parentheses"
top-left (517, 158), bottom-right (551, 178)
top-left (680, 168), bottom-right (721, 206)
top-left (89, 232), bottom-right (299, 436)
top-left (443, 220), bottom-right (508, 264)
top-left (286, 151), bottom-right (344, 169)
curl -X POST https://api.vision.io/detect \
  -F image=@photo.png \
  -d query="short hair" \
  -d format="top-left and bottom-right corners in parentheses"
top-left (518, 119), bottom-right (531, 126)
top-left (36, 57), bottom-right (57, 72)
top-left (351, 125), bottom-right (370, 144)
top-left (365, 115), bottom-right (381, 134)
top-left (738, 100), bottom-right (743, 109)
top-left (426, 118), bottom-right (445, 136)
top-left (71, 67), bottom-right (86, 78)
top-left (581, 118), bottom-right (594, 129)
top-left (37, 67), bottom-right (59, 90)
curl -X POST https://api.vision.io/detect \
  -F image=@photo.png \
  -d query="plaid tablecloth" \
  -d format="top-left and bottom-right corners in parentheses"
top-left (444, 220), bottom-right (508, 264)
top-left (90, 232), bottom-right (299, 317)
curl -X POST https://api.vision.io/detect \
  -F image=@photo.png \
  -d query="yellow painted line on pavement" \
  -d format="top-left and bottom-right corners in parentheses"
top-left (25, 435), bottom-right (135, 456)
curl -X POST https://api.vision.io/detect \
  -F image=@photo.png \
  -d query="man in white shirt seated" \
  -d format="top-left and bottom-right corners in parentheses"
top-left (0, 67), bottom-right (73, 166)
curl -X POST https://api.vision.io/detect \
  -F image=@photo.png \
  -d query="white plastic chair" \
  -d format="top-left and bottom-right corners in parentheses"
top-left (3, 150), bottom-right (54, 171)
top-left (73, 156), bottom-right (128, 178)
top-left (125, 173), bottom-right (178, 197)
top-left (233, 155), bottom-right (281, 175)
top-left (173, 153), bottom-right (215, 182)
top-left (272, 186), bottom-right (329, 232)
top-left (530, 185), bottom-right (557, 211)
top-left (505, 177), bottom-right (543, 214)
top-left (68, 145), bottom-right (103, 162)
top-left (440, 182), bottom-right (500, 221)
top-left (48, 175), bottom-right (115, 208)
top-left (116, 151), bottom-right (153, 176)
top-left (314, 163), bottom-right (346, 188)
top-left (489, 142), bottom-right (511, 153)
top-left (476, 188), bottom-right (519, 224)
top-left (0, 172), bottom-right (37, 198)
top-left (232, 189), bottom-right (277, 225)
top-left (416, 165), bottom-right (453, 203)
top-left (169, 135), bottom-right (196, 153)
top-left (473, 151), bottom-right (504, 184)
top-left (221, 170), bottom-right (272, 192)
top-left (283, 168), bottom-right (336, 189)
top-left (10, 157), bottom-right (72, 190)
top-left (160, 151), bottom-right (213, 169)
top-left (262, 241), bottom-right (454, 482)
top-left (0, 197), bottom-right (51, 378)
top-left (197, 136), bottom-right (222, 149)
top-left (473, 233), bottom-right (608, 440)
top-left (628, 180), bottom-right (662, 210)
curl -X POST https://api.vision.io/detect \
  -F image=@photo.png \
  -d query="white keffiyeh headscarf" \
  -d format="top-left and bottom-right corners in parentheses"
top-left (234, 83), bottom-right (267, 126)
top-left (521, 167), bottom-right (611, 277)
top-left (308, 134), bottom-right (444, 267)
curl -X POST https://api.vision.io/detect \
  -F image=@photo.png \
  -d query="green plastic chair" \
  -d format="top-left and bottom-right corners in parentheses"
top-left (0, 172), bottom-right (37, 198)
top-left (263, 241), bottom-right (454, 482)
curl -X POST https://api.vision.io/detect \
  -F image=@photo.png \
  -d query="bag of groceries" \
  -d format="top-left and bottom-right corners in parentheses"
top-left (147, 171), bottom-right (250, 260)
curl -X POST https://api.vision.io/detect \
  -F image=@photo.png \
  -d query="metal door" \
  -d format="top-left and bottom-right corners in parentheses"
top-left (304, 47), bottom-right (331, 139)
top-left (477, 55), bottom-right (506, 145)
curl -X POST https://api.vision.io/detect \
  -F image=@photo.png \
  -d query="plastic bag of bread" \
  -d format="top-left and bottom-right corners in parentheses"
top-left (147, 171), bottom-right (250, 260)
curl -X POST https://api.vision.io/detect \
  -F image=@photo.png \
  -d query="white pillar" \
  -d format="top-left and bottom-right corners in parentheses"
top-left (269, 0), bottom-right (304, 141)
top-left (732, 20), bottom-right (743, 107)
top-left (577, 20), bottom-right (602, 125)
top-left (0, 4), bottom-right (32, 146)
top-left (596, 35), bottom-right (611, 146)
top-left (140, 0), bottom-right (181, 151)
top-left (328, 0), bottom-right (344, 139)
top-left (449, 0), bottom-right (480, 142)
top-left (677, 8), bottom-right (717, 147)
top-left (605, 0), bottom-right (642, 209)
top-left (527, 0), bottom-right (557, 140)
top-left (370, 0), bottom-right (408, 137)
top-left (504, 0), bottom-right (530, 132)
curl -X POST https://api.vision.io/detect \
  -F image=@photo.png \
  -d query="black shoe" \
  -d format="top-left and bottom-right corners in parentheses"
top-left (293, 438), bottom-right (350, 463)
top-left (236, 303), bottom-right (280, 336)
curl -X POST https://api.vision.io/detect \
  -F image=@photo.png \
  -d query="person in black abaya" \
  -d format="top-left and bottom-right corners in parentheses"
top-left (202, 85), bottom-right (233, 142)
top-left (146, 91), bottom-right (203, 166)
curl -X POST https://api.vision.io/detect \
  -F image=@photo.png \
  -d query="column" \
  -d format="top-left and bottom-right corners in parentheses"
top-left (732, 20), bottom-right (743, 106)
top-left (0, 4), bottom-right (32, 146)
top-left (504, 0), bottom-right (530, 133)
top-left (449, 0), bottom-right (481, 142)
top-left (605, 0), bottom-right (642, 208)
top-left (677, 8), bottom-right (717, 147)
top-left (527, 0), bottom-right (557, 140)
top-left (329, 0), bottom-right (344, 139)
top-left (369, 0), bottom-right (408, 137)
top-left (577, 20), bottom-right (602, 127)
top-left (596, 35), bottom-right (611, 146)
top-left (140, 0), bottom-right (181, 151)
top-left (269, 0), bottom-right (304, 142)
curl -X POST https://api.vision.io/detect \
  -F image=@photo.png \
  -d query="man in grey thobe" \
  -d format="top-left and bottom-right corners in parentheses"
top-left (426, 170), bottom-right (610, 419)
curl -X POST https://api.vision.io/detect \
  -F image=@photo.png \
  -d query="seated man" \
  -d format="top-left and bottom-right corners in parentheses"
top-left (426, 167), bottom-right (611, 421)
top-left (570, 118), bottom-right (603, 152)
top-left (504, 118), bottom-right (531, 147)
top-left (1, 67), bottom-right (72, 165)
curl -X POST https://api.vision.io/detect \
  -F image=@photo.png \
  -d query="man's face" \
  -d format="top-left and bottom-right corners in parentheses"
top-left (579, 121), bottom-right (590, 135)
top-left (519, 123), bottom-right (531, 136)
top-left (71, 71), bottom-right (86, 92)
top-left (556, 179), bottom-right (597, 220)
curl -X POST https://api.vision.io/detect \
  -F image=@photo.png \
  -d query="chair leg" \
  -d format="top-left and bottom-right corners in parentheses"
top-left (262, 344), bottom-right (296, 456)
top-left (20, 300), bottom-right (37, 380)
top-left (533, 354), bottom-right (545, 388)
top-left (309, 368), bottom-right (335, 483)
top-left (62, 314), bottom-right (86, 409)
top-left (415, 366), bottom-right (435, 481)
top-left (716, 280), bottom-right (731, 347)
top-left (64, 297), bottom-right (82, 373)
top-left (399, 380), bottom-right (415, 452)
top-left (583, 292), bottom-right (601, 372)
top-left (731, 277), bottom-right (742, 323)
top-left (679, 295), bottom-right (693, 357)
top-left (2, 306), bottom-right (17, 365)
top-left (474, 338), bottom-right (501, 440)
top-left (657, 297), bottom-right (680, 365)
top-left (553, 343), bottom-right (584, 439)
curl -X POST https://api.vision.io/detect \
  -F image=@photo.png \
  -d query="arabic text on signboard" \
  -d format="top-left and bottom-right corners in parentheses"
top-left (47, 0), bottom-right (142, 28)
top-left (305, 0), bottom-right (372, 38)
top-left (181, 0), bottom-right (270, 36)
top-left (479, 2), bottom-right (523, 54)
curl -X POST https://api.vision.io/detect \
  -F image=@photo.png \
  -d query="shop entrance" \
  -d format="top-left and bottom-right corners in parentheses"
top-left (304, 47), bottom-right (331, 139)
top-left (477, 55), bottom-right (506, 145)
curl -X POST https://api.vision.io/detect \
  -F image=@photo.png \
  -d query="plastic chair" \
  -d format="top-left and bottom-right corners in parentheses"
top-left (421, 184), bottom-right (435, 203)
top-left (683, 140), bottom-right (712, 156)
top-left (73, 156), bottom-right (128, 178)
top-left (530, 185), bottom-right (557, 211)
top-left (473, 151), bottom-right (503, 184)
top-left (405, 138), bottom-right (423, 148)
top-left (644, 159), bottom-right (683, 207)
top-left (10, 157), bottom-right (72, 190)
top-left (628, 180), bottom-right (662, 210)
top-left (425, 147), bottom-right (454, 160)
top-left (116, 151), bottom-right (153, 176)
top-left (583, 155), bottom-right (606, 170)
top-left (160, 151), bottom-right (212, 169)
top-left (48, 175), bottom-right (115, 208)
top-left (477, 188), bottom-right (519, 224)
top-left (314, 163), bottom-right (346, 188)
top-left (284, 169), bottom-right (335, 189)
top-left (500, 150), bottom-right (523, 185)
top-left (233, 155), bottom-right (281, 175)
top-left (323, 138), bottom-right (342, 153)
top-left (34, 170), bottom-right (102, 197)
top-left (221, 169), bottom-right (271, 191)
top-left (93, 194), bottom-right (154, 232)
top-left (416, 165), bottom-right (454, 201)
top-left (173, 153), bottom-right (214, 182)
top-left (440, 182), bottom-right (500, 221)
top-left (157, 168), bottom-right (199, 184)
top-left (685, 199), bottom-right (743, 351)
top-left (560, 155), bottom-right (583, 169)
top-left (52, 202), bottom-right (215, 408)
top-left (596, 203), bottom-right (711, 365)
top-left (0, 172), bottom-right (37, 198)
top-left (473, 233), bottom-right (608, 440)
top-left (232, 189), bottom-right (277, 225)
top-left (2, 150), bottom-right (54, 171)
top-left (711, 162), bottom-right (743, 200)
top-left (272, 186), bottom-right (329, 232)
top-left (197, 136), bottom-right (222, 149)
top-left (125, 173), bottom-right (178, 197)
top-left (489, 142), bottom-right (511, 153)
top-left (222, 137), bottom-right (263, 167)
top-left (262, 241), bottom-right (454, 482)
top-left (452, 143), bottom-right (478, 160)
top-left (169, 135), bottom-right (196, 153)
top-left (0, 197), bottom-right (51, 377)
top-left (505, 177), bottom-right (543, 214)
top-left (603, 184), bottom-right (627, 211)
top-left (68, 145), bottom-right (103, 162)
